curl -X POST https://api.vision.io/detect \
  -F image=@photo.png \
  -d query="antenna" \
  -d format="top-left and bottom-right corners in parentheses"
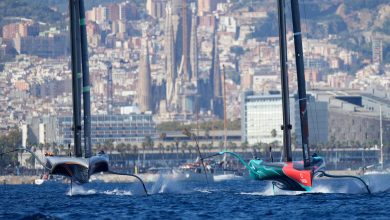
top-left (222, 65), bottom-right (228, 168)
top-left (380, 105), bottom-right (384, 169)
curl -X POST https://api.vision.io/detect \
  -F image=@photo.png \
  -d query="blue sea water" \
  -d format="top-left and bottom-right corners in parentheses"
top-left (1, 176), bottom-right (389, 219)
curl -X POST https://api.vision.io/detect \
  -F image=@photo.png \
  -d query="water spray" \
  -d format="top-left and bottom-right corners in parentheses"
top-left (106, 171), bottom-right (148, 196)
top-left (316, 171), bottom-right (371, 194)
top-left (1, 147), bottom-right (148, 195)
top-left (202, 150), bottom-right (372, 194)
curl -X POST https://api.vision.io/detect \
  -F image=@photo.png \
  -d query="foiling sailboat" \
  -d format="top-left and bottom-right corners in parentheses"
top-left (1, 0), bottom-right (147, 195)
top-left (199, 0), bottom-right (372, 193)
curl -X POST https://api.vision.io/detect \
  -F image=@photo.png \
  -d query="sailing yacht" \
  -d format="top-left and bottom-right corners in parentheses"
top-left (359, 105), bottom-right (390, 192)
top-left (193, 0), bottom-right (325, 191)
top-left (362, 105), bottom-right (388, 173)
top-left (0, 0), bottom-right (148, 195)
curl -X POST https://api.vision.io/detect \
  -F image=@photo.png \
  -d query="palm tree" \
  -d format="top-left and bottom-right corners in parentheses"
top-left (38, 143), bottom-right (44, 155)
top-left (252, 143), bottom-right (259, 158)
top-left (181, 141), bottom-right (188, 158)
top-left (201, 144), bottom-right (208, 154)
top-left (58, 144), bottom-right (65, 155)
top-left (158, 143), bottom-right (164, 160)
top-left (130, 144), bottom-right (138, 170)
top-left (241, 141), bottom-right (249, 153)
top-left (205, 127), bottom-right (211, 140)
top-left (159, 132), bottom-right (167, 141)
top-left (44, 143), bottom-right (50, 153)
top-left (271, 129), bottom-right (277, 138)
top-left (144, 135), bottom-right (154, 152)
top-left (174, 138), bottom-right (179, 161)
top-left (95, 142), bottom-right (102, 153)
top-left (188, 144), bottom-right (194, 159)
top-left (104, 139), bottom-right (114, 154)
top-left (230, 142), bottom-right (237, 152)
top-left (141, 142), bottom-right (147, 167)
top-left (170, 143), bottom-right (175, 153)
top-left (218, 141), bottom-right (224, 151)
top-left (165, 144), bottom-right (171, 156)
top-left (116, 143), bottom-right (127, 160)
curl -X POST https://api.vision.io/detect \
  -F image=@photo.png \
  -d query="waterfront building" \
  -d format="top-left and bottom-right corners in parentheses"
top-left (241, 91), bottom-right (328, 146)
top-left (23, 114), bottom-right (156, 146)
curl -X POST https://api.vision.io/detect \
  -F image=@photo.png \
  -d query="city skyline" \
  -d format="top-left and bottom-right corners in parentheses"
top-left (0, 0), bottom-right (389, 148)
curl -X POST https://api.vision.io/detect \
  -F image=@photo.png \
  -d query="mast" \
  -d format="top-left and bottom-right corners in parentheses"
top-left (69, 0), bottom-right (82, 157)
top-left (222, 65), bottom-right (228, 167)
top-left (78, 0), bottom-right (92, 158)
top-left (380, 105), bottom-right (383, 168)
top-left (277, 0), bottom-right (292, 162)
top-left (291, 0), bottom-right (310, 168)
top-left (222, 65), bottom-right (227, 150)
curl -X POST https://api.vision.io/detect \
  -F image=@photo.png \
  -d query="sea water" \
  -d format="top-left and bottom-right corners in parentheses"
top-left (1, 175), bottom-right (389, 219)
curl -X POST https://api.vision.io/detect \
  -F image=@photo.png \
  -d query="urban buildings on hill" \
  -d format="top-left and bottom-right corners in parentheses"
top-left (0, 0), bottom-right (389, 151)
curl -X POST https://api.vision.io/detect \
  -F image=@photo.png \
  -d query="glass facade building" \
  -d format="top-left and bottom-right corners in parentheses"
top-left (24, 114), bottom-right (156, 146)
top-left (241, 91), bottom-right (328, 146)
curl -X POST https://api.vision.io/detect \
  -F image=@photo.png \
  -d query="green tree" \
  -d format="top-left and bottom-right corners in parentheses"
top-left (103, 139), bottom-right (114, 154)
top-left (0, 129), bottom-right (22, 169)
top-left (218, 141), bottom-right (224, 151)
top-left (188, 144), bottom-right (194, 158)
top-left (230, 45), bottom-right (245, 56)
top-left (271, 129), bottom-right (277, 138)
top-left (158, 143), bottom-right (164, 159)
top-left (241, 141), bottom-right (249, 153)
top-left (116, 143), bottom-right (127, 159)
top-left (181, 141), bottom-right (188, 158)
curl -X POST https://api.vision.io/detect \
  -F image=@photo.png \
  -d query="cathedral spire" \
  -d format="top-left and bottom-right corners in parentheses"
top-left (190, 5), bottom-right (198, 86)
top-left (138, 35), bottom-right (152, 112)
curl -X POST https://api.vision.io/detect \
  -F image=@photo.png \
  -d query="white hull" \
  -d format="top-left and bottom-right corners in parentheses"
top-left (34, 179), bottom-right (44, 185)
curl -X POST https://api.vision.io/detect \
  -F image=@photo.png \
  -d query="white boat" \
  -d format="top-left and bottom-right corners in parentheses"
top-left (34, 179), bottom-right (44, 185)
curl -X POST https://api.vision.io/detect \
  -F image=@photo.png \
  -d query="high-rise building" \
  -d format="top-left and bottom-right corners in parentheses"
top-left (2, 22), bottom-right (39, 39)
top-left (372, 35), bottom-right (383, 64)
top-left (14, 34), bottom-right (68, 58)
top-left (198, 0), bottom-right (219, 16)
top-left (107, 4), bottom-right (120, 21)
top-left (119, 1), bottom-right (137, 20)
top-left (86, 21), bottom-right (100, 36)
top-left (146, 0), bottom-right (167, 18)
top-left (2, 23), bottom-right (19, 39)
top-left (138, 38), bottom-right (152, 112)
top-left (86, 5), bottom-right (108, 24)
top-left (19, 22), bottom-right (39, 37)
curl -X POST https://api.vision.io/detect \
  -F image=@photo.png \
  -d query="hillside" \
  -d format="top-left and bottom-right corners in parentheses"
top-left (0, 0), bottom-right (63, 26)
